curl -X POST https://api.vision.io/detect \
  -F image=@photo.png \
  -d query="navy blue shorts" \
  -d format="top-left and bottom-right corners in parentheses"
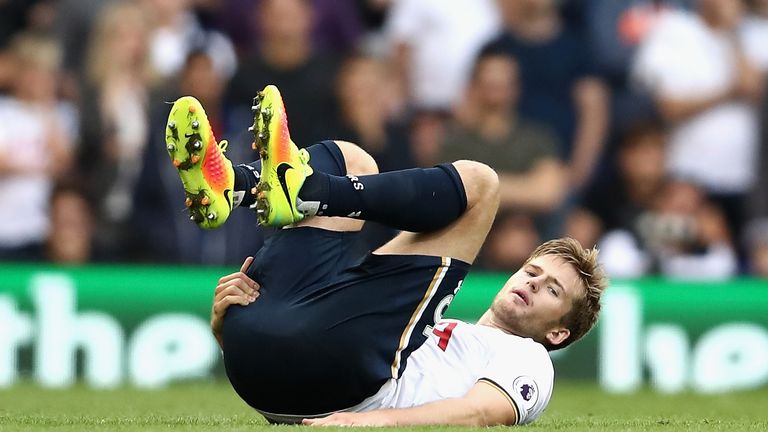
top-left (221, 227), bottom-right (470, 416)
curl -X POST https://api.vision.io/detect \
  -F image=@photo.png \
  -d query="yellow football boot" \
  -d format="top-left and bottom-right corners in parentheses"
top-left (165, 96), bottom-right (234, 229)
top-left (250, 85), bottom-right (313, 226)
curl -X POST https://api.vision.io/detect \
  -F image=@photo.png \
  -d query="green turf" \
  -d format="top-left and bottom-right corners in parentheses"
top-left (1, 381), bottom-right (766, 431)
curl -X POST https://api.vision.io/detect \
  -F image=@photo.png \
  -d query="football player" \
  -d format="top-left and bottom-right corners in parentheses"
top-left (165, 85), bottom-right (607, 426)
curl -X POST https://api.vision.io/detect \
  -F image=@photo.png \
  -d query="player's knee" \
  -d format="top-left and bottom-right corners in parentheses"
top-left (452, 160), bottom-right (499, 207)
top-left (334, 140), bottom-right (379, 176)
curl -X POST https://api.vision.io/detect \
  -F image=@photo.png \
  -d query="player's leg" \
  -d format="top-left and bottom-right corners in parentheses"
top-left (232, 140), bottom-right (377, 233)
top-left (374, 160), bottom-right (499, 264)
top-left (238, 168), bottom-right (487, 416)
top-left (221, 142), bottom-right (380, 416)
top-left (265, 155), bottom-right (497, 263)
top-left (246, 86), bottom-right (495, 262)
top-left (164, 92), bottom-right (376, 233)
top-left (217, 86), bottom-right (482, 416)
top-left (232, 139), bottom-right (379, 284)
top-left (293, 141), bottom-right (378, 232)
top-left (220, 86), bottom-right (494, 418)
top-left (251, 86), bottom-right (469, 232)
top-left (251, 164), bottom-right (495, 417)
top-left (165, 96), bottom-right (235, 229)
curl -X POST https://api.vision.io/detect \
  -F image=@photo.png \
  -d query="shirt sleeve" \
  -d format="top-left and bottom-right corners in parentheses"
top-left (523, 122), bottom-right (561, 162)
top-left (477, 341), bottom-right (553, 425)
top-left (567, 31), bottom-right (600, 81)
top-left (385, 0), bottom-right (423, 44)
top-left (631, 12), bottom-right (703, 98)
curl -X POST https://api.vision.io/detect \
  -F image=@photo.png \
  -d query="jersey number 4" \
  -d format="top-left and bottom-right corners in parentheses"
top-left (432, 322), bottom-right (457, 351)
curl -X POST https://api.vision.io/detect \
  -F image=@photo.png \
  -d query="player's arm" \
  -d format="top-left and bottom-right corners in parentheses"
top-left (210, 256), bottom-right (260, 349)
top-left (498, 159), bottom-right (567, 212)
top-left (302, 381), bottom-right (517, 427)
top-left (570, 76), bottom-right (609, 189)
top-left (656, 55), bottom-right (763, 124)
top-left (656, 91), bottom-right (733, 124)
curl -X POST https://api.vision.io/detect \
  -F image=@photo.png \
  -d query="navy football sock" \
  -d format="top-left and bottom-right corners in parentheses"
top-left (298, 164), bottom-right (467, 232)
top-left (232, 141), bottom-right (346, 208)
top-left (232, 164), bottom-right (260, 207)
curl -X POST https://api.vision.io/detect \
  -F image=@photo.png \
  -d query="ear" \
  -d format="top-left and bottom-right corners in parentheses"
top-left (545, 327), bottom-right (570, 346)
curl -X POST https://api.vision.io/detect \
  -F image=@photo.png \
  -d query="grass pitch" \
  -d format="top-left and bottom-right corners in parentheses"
top-left (1, 381), bottom-right (766, 431)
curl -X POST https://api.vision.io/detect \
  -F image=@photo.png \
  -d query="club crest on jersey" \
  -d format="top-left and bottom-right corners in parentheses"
top-left (520, 384), bottom-right (534, 401)
top-left (513, 376), bottom-right (539, 412)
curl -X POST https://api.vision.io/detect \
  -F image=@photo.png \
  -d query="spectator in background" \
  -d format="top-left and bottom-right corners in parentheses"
top-left (440, 52), bottom-right (566, 270)
top-left (357, 0), bottom-right (392, 30)
top-left (310, 0), bottom-right (365, 55)
top-left (744, 0), bottom-right (768, 237)
top-left (583, 0), bottom-right (695, 84)
top-left (581, 0), bottom-right (690, 164)
top-left (743, 218), bottom-right (768, 276)
top-left (53, 0), bottom-right (119, 97)
top-left (354, 0), bottom-right (394, 53)
top-left (226, 0), bottom-right (340, 148)
top-left (385, 0), bottom-right (500, 112)
top-left (0, 1), bottom-right (39, 47)
top-left (599, 182), bottom-right (736, 280)
top-left (640, 180), bottom-right (737, 280)
top-left (482, 0), bottom-right (609, 192)
top-left (78, 1), bottom-right (152, 260)
top-left (578, 120), bottom-right (737, 280)
top-left (333, 54), bottom-right (415, 253)
top-left (0, 33), bottom-right (75, 261)
top-left (215, 0), bottom-right (364, 56)
top-left (385, 0), bottom-right (501, 166)
top-left (132, 50), bottom-right (264, 265)
top-left (482, 213), bottom-right (544, 272)
top-left (46, 179), bottom-right (93, 264)
top-left (334, 54), bottom-right (413, 172)
top-left (631, 0), bottom-right (764, 248)
top-left (751, 90), bottom-right (768, 275)
top-left (142, 0), bottom-right (236, 83)
top-left (574, 122), bottom-right (668, 276)
top-left (741, 0), bottom-right (768, 71)
top-left (0, 0), bottom-right (61, 94)
top-left (407, 110), bottom-right (448, 167)
top-left (0, 0), bottom-right (59, 92)
top-left (0, 1), bottom-right (56, 46)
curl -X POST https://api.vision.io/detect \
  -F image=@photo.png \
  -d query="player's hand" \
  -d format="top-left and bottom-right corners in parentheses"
top-left (302, 411), bottom-right (394, 427)
top-left (211, 256), bottom-right (260, 348)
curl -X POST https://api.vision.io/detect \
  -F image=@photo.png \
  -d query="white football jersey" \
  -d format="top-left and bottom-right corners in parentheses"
top-left (352, 319), bottom-right (554, 425)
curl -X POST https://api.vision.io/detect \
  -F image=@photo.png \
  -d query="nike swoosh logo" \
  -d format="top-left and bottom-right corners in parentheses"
top-left (276, 163), bottom-right (295, 213)
top-left (223, 189), bottom-right (232, 210)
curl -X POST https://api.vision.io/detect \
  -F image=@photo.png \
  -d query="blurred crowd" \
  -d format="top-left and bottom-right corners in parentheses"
top-left (1, 0), bottom-right (768, 280)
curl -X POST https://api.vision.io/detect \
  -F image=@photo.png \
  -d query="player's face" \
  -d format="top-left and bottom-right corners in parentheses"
top-left (490, 255), bottom-right (584, 346)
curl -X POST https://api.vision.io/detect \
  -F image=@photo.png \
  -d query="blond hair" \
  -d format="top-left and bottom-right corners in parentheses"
top-left (526, 237), bottom-right (608, 350)
top-left (10, 32), bottom-right (61, 71)
top-left (86, 1), bottom-right (150, 87)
